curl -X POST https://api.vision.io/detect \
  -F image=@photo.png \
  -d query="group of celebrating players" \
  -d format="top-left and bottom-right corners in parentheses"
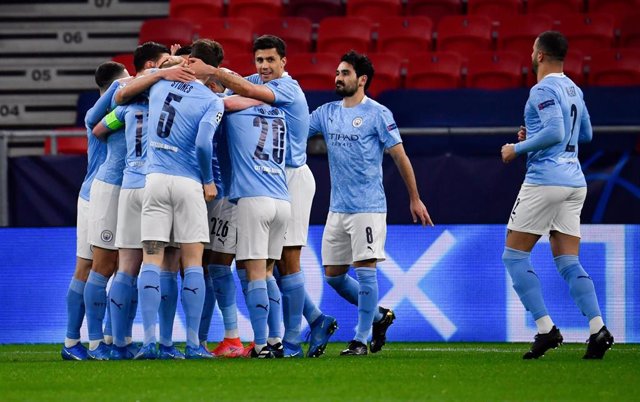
top-left (61, 28), bottom-right (615, 362)
top-left (61, 34), bottom-right (431, 361)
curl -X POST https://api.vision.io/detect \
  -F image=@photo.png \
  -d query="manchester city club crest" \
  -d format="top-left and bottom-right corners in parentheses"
top-left (101, 230), bottom-right (114, 243)
top-left (352, 117), bottom-right (363, 127)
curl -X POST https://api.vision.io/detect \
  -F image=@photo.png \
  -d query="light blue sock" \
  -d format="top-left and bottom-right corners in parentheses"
top-left (159, 271), bottom-right (178, 346)
top-left (138, 263), bottom-right (161, 346)
top-left (281, 272), bottom-right (305, 345)
top-left (355, 268), bottom-right (379, 344)
top-left (209, 264), bottom-right (238, 333)
top-left (198, 269), bottom-right (216, 343)
top-left (246, 280), bottom-right (269, 346)
top-left (503, 247), bottom-right (548, 319)
top-left (266, 276), bottom-right (282, 339)
top-left (326, 272), bottom-right (383, 322)
top-left (303, 290), bottom-right (322, 325)
top-left (182, 266), bottom-right (206, 349)
top-left (66, 278), bottom-right (85, 340)
top-left (555, 255), bottom-right (602, 319)
top-left (126, 278), bottom-right (137, 339)
top-left (109, 272), bottom-right (134, 347)
top-left (84, 271), bottom-right (109, 341)
top-left (237, 268), bottom-right (248, 296)
top-left (104, 299), bottom-right (112, 340)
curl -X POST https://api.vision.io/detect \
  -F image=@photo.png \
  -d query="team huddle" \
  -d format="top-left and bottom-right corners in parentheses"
top-left (62, 30), bottom-right (614, 362)
top-left (62, 35), bottom-right (431, 360)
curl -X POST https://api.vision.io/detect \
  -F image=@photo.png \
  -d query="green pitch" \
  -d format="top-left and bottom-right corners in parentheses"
top-left (1, 343), bottom-right (638, 401)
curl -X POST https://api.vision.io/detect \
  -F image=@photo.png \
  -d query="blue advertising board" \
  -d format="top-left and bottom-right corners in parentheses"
top-left (0, 225), bottom-right (637, 344)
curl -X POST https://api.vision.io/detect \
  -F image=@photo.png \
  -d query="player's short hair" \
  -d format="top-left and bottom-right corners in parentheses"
top-left (341, 50), bottom-right (375, 91)
top-left (536, 31), bottom-right (568, 62)
top-left (94, 61), bottom-right (126, 90)
top-left (133, 41), bottom-right (170, 73)
top-left (175, 45), bottom-right (192, 57)
top-left (253, 35), bottom-right (286, 58)
top-left (191, 39), bottom-right (224, 67)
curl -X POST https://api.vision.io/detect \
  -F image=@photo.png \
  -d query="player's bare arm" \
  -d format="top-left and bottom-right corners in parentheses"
top-left (188, 57), bottom-right (277, 103)
top-left (223, 95), bottom-right (264, 112)
top-left (115, 65), bottom-right (195, 105)
top-left (388, 143), bottom-right (433, 226)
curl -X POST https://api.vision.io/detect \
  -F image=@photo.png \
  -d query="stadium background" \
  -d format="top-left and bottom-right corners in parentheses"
top-left (0, 0), bottom-right (639, 345)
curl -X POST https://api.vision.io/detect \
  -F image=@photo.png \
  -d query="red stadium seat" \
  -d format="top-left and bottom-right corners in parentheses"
top-left (405, 51), bottom-right (463, 89)
top-left (466, 51), bottom-right (524, 89)
top-left (556, 13), bottom-right (616, 58)
top-left (526, 0), bottom-right (583, 15)
top-left (286, 52), bottom-right (337, 90)
top-left (405, 0), bottom-right (462, 26)
top-left (317, 17), bottom-right (374, 54)
top-left (366, 53), bottom-right (403, 97)
top-left (436, 15), bottom-right (493, 53)
top-left (287, 0), bottom-right (344, 24)
top-left (376, 17), bottom-right (433, 58)
top-left (620, 13), bottom-right (640, 48)
top-left (588, 0), bottom-right (640, 21)
top-left (169, 0), bottom-right (223, 20)
top-left (497, 14), bottom-right (554, 55)
top-left (254, 17), bottom-right (313, 54)
top-left (589, 49), bottom-right (640, 86)
top-left (138, 18), bottom-right (195, 47)
top-left (44, 130), bottom-right (88, 155)
top-left (111, 53), bottom-right (135, 76)
top-left (227, 0), bottom-right (283, 22)
top-left (467, 0), bottom-right (522, 21)
top-left (196, 18), bottom-right (253, 55)
top-left (346, 0), bottom-right (402, 22)
top-left (221, 52), bottom-right (256, 77)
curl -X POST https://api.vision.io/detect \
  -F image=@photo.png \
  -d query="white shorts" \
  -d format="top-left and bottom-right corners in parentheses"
top-left (507, 183), bottom-right (586, 237)
top-left (283, 164), bottom-right (315, 247)
top-left (206, 196), bottom-right (237, 254)
top-left (76, 197), bottom-right (93, 260)
top-left (88, 179), bottom-right (120, 250)
top-left (115, 187), bottom-right (144, 249)
top-left (236, 197), bottom-right (291, 261)
top-left (141, 173), bottom-right (209, 244)
top-left (321, 212), bottom-right (387, 266)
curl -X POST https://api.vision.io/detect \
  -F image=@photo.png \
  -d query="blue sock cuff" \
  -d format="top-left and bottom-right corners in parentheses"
top-left (248, 280), bottom-right (267, 292)
top-left (208, 264), bottom-right (231, 279)
top-left (355, 267), bottom-right (377, 281)
top-left (141, 263), bottom-right (161, 275)
top-left (184, 266), bottom-right (203, 276)
top-left (502, 247), bottom-right (531, 260)
top-left (325, 273), bottom-right (347, 284)
top-left (87, 271), bottom-right (108, 286)
top-left (160, 271), bottom-right (177, 280)
top-left (554, 255), bottom-right (580, 270)
top-left (266, 275), bottom-right (277, 284)
top-left (280, 271), bottom-right (304, 290)
top-left (69, 278), bottom-right (86, 294)
top-left (114, 271), bottom-right (135, 286)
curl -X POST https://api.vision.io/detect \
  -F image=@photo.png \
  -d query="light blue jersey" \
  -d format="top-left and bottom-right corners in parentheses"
top-left (226, 104), bottom-right (289, 203)
top-left (213, 117), bottom-right (232, 198)
top-left (103, 93), bottom-right (149, 189)
top-left (309, 97), bottom-right (402, 213)
top-left (78, 81), bottom-right (118, 201)
top-left (146, 80), bottom-right (224, 184)
top-left (246, 73), bottom-right (309, 168)
top-left (515, 73), bottom-right (592, 188)
top-left (94, 82), bottom-right (126, 186)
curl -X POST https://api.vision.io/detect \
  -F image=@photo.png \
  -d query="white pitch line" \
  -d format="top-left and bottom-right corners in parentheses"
top-left (395, 347), bottom-right (640, 353)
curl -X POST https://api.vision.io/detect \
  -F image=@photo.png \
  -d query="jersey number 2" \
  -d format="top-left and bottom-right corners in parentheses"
top-left (253, 116), bottom-right (285, 163)
top-left (565, 103), bottom-right (578, 152)
top-left (157, 93), bottom-right (183, 138)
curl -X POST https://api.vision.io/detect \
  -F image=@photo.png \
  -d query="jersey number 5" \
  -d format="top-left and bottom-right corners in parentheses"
top-left (157, 93), bottom-right (183, 138)
top-left (253, 116), bottom-right (285, 164)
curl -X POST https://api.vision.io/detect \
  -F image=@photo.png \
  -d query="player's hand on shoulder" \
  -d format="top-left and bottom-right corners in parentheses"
top-left (411, 198), bottom-right (434, 227)
top-left (203, 182), bottom-right (217, 202)
top-left (160, 64), bottom-right (195, 82)
top-left (188, 57), bottom-right (217, 77)
top-left (501, 143), bottom-right (517, 163)
top-left (517, 125), bottom-right (526, 142)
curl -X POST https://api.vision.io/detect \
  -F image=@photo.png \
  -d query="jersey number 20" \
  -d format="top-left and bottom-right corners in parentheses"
top-left (253, 116), bottom-right (285, 164)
